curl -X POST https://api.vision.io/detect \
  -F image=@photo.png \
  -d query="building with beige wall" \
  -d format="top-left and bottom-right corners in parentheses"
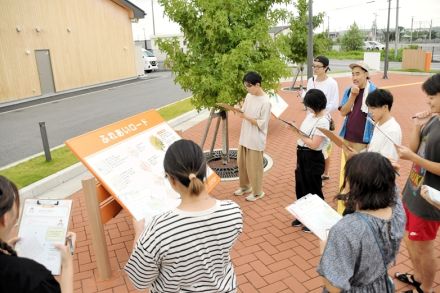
top-left (0, 0), bottom-right (145, 103)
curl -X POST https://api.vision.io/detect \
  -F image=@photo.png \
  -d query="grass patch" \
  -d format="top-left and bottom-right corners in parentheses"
top-left (0, 147), bottom-right (79, 189)
top-left (325, 50), bottom-right (364, 60)
top-left (157, 97), bottom-right (194, 120)
top-left (1, 97), bottom-right (195, 188)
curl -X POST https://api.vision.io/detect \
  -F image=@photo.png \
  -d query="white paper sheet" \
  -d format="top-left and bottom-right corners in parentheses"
top-left (16, 199), bottom-right (72, 275)
top-left (269, 93), bottom-right (288, 118)
top-left (286, 194), bottom-right (342, 240)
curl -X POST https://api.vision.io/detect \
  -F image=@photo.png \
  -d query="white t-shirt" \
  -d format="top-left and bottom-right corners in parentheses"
top-left (303, 76), bottom-right (339, 114)
top-left (368, 117), bottom-right (402, 160)
top-left (297, 114), bottom-right (330, 150)
top-left (239, 93), bottom-right (271, 151)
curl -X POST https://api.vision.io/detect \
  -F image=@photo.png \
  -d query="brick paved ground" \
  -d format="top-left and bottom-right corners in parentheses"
top-left (67, 73), bottom-right (439, 292)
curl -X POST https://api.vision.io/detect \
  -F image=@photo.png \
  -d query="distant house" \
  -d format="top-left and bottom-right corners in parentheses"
top-left (0, 0), bottom-right (145, 103)
top-left (150, 33), bottom-right (187, 62)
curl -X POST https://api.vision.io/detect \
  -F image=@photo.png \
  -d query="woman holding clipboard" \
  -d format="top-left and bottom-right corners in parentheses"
top-left (0, 175), bottom-right (76, 293)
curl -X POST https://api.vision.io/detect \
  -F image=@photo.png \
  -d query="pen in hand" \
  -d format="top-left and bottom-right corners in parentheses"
top-left (67, 237), bottom-right (74, 256)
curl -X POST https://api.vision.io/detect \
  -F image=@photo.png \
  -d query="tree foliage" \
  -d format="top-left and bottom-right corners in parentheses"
top-left (314, 32), bottom-right (333, 54)
top-left (157, 0), bottom-right (290, 110)
top-left (276, 0), bottom-right (324, 65)
top-left (341, 22), bottom-right (364, 51)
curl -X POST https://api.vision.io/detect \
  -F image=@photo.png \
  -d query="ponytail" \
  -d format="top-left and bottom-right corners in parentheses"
top-left (164, 139), bottom-right (207, 196)
top-left (188, 173), bottom-right (205, 196)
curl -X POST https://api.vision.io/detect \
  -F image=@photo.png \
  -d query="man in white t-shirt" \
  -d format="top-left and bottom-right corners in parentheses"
top-left (301, 56), bottom-right (339, 182)
top-left (366, 89), bottom-right (402, 161)
top-left (233, 72), bottom-right (271, 202)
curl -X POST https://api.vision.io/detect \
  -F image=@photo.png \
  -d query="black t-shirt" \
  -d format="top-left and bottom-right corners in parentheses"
top-left (0, 254), bottom-right (61, 293)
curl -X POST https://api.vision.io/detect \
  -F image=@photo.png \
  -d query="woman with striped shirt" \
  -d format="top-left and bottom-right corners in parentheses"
top-left (125, 139), bottom-right (243, 292)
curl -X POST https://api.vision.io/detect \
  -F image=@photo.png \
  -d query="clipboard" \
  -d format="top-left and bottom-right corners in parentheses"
top-left (16, 199), bottom-right (72, 275)
top-left (286, 194), bottom-right (342, 240)
top-left (317, 127), bottom-right (353, 150)
top-left (216, 103), bottom-right (243, 113)
top-left (279, 118), bottom-right (311, 138)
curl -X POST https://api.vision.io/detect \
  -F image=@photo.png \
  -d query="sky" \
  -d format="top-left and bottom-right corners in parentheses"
top-left (130, 0), bottom-right (440, 41)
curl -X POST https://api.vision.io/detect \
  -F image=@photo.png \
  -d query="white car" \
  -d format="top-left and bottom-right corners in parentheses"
top-left (141, 49), bottom-right (158, 73)
top-left (365, 41), bottom-right (385, 50)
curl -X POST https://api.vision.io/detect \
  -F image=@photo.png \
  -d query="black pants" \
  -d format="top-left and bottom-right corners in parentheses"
top-left (295, 146), bottom-right (325, 200)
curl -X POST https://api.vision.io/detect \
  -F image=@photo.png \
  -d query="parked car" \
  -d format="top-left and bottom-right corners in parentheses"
top-left (364, 41), bottom-right (385, 50)
top-left (363, 41), bottom-right (374, 50)
top-left (141, 49), bottom-right (158, 73)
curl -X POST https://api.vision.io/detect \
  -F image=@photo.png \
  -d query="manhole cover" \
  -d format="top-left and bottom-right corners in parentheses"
top-left (204, 149), bottom-right (273, 181)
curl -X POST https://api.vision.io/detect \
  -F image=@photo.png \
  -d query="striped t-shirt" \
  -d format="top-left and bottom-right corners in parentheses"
top-left (125, 200), bottom-right (243, 292)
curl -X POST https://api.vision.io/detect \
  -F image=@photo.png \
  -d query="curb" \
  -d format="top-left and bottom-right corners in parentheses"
top-left (18, 108), bottom-right (210, 199)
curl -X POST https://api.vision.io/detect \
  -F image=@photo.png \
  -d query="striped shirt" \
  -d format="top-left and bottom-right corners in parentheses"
top-left (125, 200), bottom-right (243, 293)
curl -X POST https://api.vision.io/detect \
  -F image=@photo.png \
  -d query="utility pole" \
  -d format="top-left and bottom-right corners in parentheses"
top-left (383, 0), bottom-right (391, 79)
top-left (394, 0), bottom-right (399, 59)
top-left (327, 16), bottom-right (330, 38)
top-left (410, 17), bottom-right (413, 45)
top-left (429, 19), bottom-right (432, 40)
top-left (373, 13), bottom-right (378, 41)
top-left (151, 0), bottom-right (156, 36)
top-left (307, 0), bottom-right (314, 80)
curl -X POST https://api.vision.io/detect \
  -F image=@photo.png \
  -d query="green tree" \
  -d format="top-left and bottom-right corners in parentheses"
top-left (276, 0), bottom-right (324, 65)
top-left (157, 0), bottom-right (290, 110)
top-left (314, 32), bottom-right (333, 54)
top-left (341, 22), bottom-right (364, 51)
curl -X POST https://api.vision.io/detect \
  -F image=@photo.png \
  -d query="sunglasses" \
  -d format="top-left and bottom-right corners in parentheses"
top-left (312, 65), bottom-right (324, 69)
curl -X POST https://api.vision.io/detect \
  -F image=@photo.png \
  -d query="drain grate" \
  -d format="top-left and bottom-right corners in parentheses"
top-left (204, 149), bottom-right (272, 181)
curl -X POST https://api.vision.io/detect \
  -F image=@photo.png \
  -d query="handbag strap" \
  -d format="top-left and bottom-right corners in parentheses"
top-left (355, 213), bottom-right (388, 270)
top-left (356, 213), bottom-right (392, 292)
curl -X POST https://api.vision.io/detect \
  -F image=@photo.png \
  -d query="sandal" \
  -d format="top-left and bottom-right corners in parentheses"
top-left (395, 272), bottom-right (422, 288)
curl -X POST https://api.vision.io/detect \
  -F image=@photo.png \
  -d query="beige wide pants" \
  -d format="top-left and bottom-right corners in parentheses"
top-left (237, 145), bottom-right (264, 195)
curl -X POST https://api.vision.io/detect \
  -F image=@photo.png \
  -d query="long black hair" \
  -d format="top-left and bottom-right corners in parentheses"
top-left (339, 152), bottom-right (396, 214)
top-left (163, 139), bottom-right (207, 196)
top-left (0, 175), bottom-right (20, 256)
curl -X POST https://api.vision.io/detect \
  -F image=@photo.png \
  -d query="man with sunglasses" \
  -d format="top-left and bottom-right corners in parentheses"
top-left (233, 71), bottom-right (271, 202)
top-left (301, 56), bottom-right (339, 183)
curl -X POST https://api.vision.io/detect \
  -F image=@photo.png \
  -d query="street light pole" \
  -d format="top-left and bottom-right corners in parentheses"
top-left (307, 0), bottom-right (314, 80)
top-left (383, 0), bottom-right (391, 79)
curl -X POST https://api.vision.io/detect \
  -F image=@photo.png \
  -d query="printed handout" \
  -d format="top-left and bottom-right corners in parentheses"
top-left (286, 194), bottom-right (342, 240)
top-left (16, 199), bottom-right (72, 275)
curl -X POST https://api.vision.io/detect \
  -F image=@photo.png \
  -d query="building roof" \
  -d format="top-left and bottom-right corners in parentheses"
top-left (269, 25), bottom-right (289, 35)
top-left (111, 0), bottom-right (145, 20)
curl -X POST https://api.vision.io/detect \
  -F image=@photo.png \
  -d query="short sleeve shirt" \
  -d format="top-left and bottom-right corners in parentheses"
top-left (317, 196), bottom-right (405, 292)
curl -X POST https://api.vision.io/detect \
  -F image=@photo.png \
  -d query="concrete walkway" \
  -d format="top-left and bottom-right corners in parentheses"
top-left (56, 73), bottom-right (439, 292)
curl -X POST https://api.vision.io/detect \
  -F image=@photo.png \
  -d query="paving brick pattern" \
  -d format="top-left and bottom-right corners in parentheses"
top-left (67, 73), bottom-right (439, 292)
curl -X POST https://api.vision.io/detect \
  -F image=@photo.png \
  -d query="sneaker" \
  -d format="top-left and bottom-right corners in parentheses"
top-left (291, 219), bottom-right (302, 227)
top-left (233, 187), bottom-right (252, 196)
top-left (245, 192), bottom-right (265, 202)
top-left (302, 226), bottom-right (312, 233)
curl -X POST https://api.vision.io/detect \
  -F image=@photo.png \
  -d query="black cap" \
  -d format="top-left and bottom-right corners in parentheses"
top-left (314, 56), bottom-right (329, 67)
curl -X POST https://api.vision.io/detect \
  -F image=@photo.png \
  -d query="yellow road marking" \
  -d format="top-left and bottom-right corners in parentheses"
top-left (381, 82), bottom-right (423, 89)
